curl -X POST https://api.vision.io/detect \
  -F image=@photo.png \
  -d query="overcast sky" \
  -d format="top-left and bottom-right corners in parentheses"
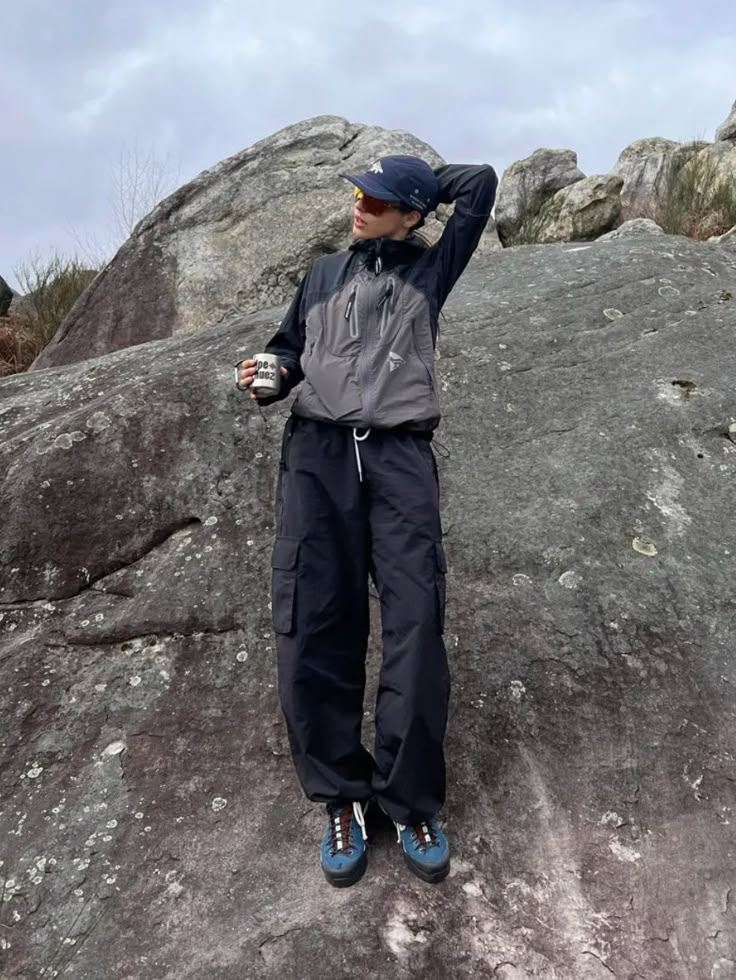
top-left (2, 0), bottom-right (735, 288)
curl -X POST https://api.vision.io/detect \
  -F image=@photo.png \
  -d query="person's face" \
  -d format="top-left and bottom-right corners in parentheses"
top-left (352, 189), bottom-right (421, 241)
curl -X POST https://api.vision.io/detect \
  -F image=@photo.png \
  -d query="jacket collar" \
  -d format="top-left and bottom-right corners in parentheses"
top-left (349, 234), bottom-right (427, 274)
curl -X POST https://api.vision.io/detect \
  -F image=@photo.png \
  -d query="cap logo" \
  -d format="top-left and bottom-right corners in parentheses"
top-left (369, 161), bottom-right (384, 174)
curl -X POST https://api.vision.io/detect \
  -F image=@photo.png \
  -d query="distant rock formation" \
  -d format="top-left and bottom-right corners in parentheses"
top-left (533, 173), bottom-right (623, 244)
top-left (596, 217), bottom-right (665, 241)
top-left (496, 95), bottom-right (736, 249)
top-left (495, 148), bottom-right (585, 245)
top-left (610, 138), bottom-right (707, 222)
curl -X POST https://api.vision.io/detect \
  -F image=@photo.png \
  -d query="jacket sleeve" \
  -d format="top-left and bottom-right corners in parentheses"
top-left (429, 164), bottom-right (498, 308)
top-left (256, 274), bottom-right (308, 406)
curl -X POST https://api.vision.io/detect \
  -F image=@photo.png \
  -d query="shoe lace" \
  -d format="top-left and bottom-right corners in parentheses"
top-left (396, 819), bottom-right (439, 851)
top-left (328, 802), bottom-right (367, 856)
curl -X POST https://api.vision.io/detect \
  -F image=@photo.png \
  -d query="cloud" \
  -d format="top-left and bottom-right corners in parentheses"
top-left (65, 47), bottom-right (160, 130)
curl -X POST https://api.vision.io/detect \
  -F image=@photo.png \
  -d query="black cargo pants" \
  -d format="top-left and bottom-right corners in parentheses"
top-left (271, 414), bottom-right (450, 826)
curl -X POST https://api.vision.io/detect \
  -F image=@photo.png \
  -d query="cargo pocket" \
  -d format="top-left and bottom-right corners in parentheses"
top-left (435, 541), bottom-right (447, 634)
top-left (271, 536), bottom-right (299, 634)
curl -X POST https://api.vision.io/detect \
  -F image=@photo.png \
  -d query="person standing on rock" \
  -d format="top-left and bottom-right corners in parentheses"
top-left (237, 155), bottom-right (497, 886)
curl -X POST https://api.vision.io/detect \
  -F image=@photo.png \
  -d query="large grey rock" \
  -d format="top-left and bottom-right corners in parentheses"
top-left (534, 174), bottom-right (623, 243)
top-left (611, 138), bottom-right (707, 221)
top-left (693, 139), bottom-right (736, 185)
top-left (31, 116), bottom-right (445, 371)
top-left (611, 137), bottom-right (677, 220)
top-left (3, 235), bottom-right (736, 978)
top-left (715, 98), bottom-right (736, 141)
top-left (597, 217), bottom-right (665, 241)
top-left (496, 149), bottom-right (584, 245)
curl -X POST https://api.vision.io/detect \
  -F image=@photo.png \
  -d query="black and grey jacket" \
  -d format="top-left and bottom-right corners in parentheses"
top-left (262, 164), bottom-right (498, 430)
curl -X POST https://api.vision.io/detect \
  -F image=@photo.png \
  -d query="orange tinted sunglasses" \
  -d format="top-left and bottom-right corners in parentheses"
top-left (353, 186), bottom-right (401, 216)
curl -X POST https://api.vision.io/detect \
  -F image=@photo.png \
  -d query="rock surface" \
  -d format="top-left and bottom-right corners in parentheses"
top-left (694, 139), bottom-right (736, 186)
top-left (611, 138), bottom-right (708, 222)
top-left (596, 218), bottom-right (665, 241)
top-left (31, 116), bottom-right (445, 371)
top-left (2, 234), bottom-right (736, 979)
top-left (476, 219), bottom-right (503, 253)
top-left (715, 98), bottom-right (736, 142)
top-left (495, 149), bottom-right (584, 246)
top-left (710, 223), bottom-right (736, 245)
top-left (534, 174), bottom-right (623, 243)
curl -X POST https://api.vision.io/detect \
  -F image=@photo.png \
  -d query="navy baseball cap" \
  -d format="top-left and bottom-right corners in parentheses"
top-left (341, 155), bottom-right (439, 216)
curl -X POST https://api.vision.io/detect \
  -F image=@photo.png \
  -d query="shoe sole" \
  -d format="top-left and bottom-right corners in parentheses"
top-left (402, 851), bottom-right (450, 884)
top-left (322, 850), bottom-right (368, 888)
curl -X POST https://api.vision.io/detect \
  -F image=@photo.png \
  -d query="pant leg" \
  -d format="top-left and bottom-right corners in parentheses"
top-left (273, 416), bottom-right (374, 804)
top-left (362, 432), bottom-right (450, 825)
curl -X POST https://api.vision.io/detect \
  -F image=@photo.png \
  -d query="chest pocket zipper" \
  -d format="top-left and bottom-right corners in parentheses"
top-left (376, 280), bottom-right (394, 339)
top-left (344, 286), bottom-right (359, 340)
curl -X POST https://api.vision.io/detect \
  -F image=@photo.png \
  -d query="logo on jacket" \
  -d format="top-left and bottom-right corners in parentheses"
top-left (370, 161), bottom-right (384, 174)
top-left (388, 351), bottom-right (405, 372)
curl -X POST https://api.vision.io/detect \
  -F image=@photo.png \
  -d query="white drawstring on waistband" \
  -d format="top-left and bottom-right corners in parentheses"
top-left (353, 428), bottom-right (371, 482)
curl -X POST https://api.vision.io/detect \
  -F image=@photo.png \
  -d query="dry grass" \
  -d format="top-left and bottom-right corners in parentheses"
top-left (0, 254), bottom-right (98, 376)
top-left (657, 152), bottom-right (736, 240)
top-left (0, 315), bottom-right (40, 376)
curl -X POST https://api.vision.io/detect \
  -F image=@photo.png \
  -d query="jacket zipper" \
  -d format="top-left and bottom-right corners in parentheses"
top-left (374, 240), bottom-right (383, 275)
top-left (356, 285), bottom-right (374, 426)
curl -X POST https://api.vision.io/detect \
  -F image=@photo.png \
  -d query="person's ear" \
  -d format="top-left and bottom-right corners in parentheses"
top-left (403, 210), bottom-right (421, 230)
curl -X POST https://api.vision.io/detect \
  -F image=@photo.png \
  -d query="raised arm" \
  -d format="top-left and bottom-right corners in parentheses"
top-left (430, 164), bottom-right (498, 308)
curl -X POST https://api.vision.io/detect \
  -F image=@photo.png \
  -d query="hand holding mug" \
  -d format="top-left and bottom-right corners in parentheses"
top-left (235, 355), bottom-right (287, 399)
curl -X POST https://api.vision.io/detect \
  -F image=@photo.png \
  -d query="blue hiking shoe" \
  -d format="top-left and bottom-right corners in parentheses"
top-left (395, 817), bottom-right (450, 883)
top-left (320, 802), bottom-right (368, 887)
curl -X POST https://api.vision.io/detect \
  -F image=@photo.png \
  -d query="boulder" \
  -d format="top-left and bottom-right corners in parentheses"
top-left (31, 116), bottom-right (445, 371)
top-left (0, 273), bottom-right (12, 316)
top-left (715, 98), bottom-right (736, 141)
top-left (596, 217), bottom-right (665, 241)
top-left (693, 139), bottom-right (736, 185)
top-left (476, 218), bottom-right (503, 253)
top-left (3, 234), bottom-right (736, 978)
top-left (495, 148), bottom-right (585, 245)
top-left (534, 174), bottom-right (623, 243)
top-left (611, 138), bottom-right (707, 221)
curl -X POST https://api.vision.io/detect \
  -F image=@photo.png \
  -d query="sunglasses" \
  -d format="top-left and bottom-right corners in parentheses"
top-left (353, 186), bottom-right (403, 217)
